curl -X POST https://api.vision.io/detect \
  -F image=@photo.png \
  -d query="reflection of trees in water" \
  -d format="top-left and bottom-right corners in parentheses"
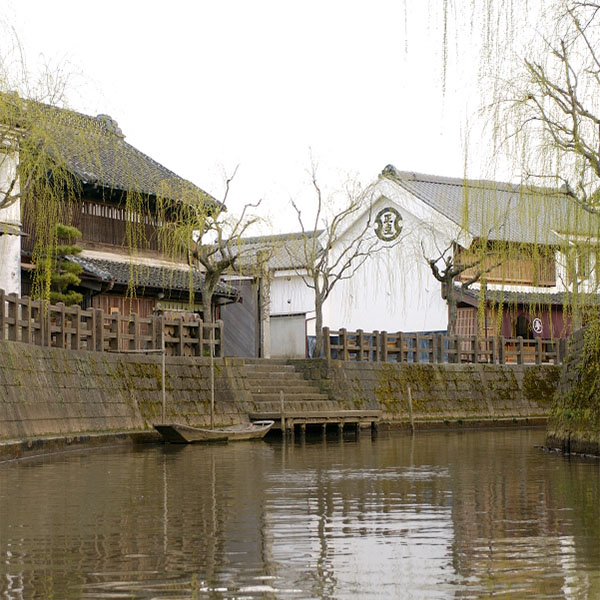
top-left (446, 430), bottom-right (600, 596)
top-left (0, 431), bottom-right (597, 598)
top-left (0, 443), bottom-right (276, 598)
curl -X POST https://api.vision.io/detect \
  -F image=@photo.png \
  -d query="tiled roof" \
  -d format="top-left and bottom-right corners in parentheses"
top-left (381, 166), bottom-right (600, 245)
top-left (10, 94), bottom-right (217, 206)
top-left (461, 286), bottom-right (566, 306)
top-left (460, 285), bottom-right (600, 307)
top-left (233, 230), bottom-right (324, 271)
top-left (69, 255), bottom-right (238, 299)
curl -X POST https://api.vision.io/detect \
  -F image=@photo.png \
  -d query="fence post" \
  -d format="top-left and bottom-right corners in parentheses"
top-left (357, 329), bottom-right (364, 361)
top-left (22, 296), bottom-right (32, 345)
top-left (175, 316), bottom-right (184, 356)
top-left (44, 302), bottom-right (51, 347)
top-left (197, 318), bottom-right (204, 356)
top-left (472, 336), bottom-right (479, 363)
top-left (32, 299), bottom-right (42, 346)
top-left (152, 314), bottom-right (163, 352)
top-left (381, 331), bottom-right (388, 362)
top-left (94, 308), bottom-right (104, 352)
top-left (217, 320), bottom-right (224, 357)
top-left (132, 313), bottom-right (140, 350)
top-left (57, 302), bottom-right (67, 348)
top-left (0, 289), bottom-right (4, 341)
top-left (433, 333), bottom-right (439, 363)
top-left (108, 313), bottom-right (119, 351)
top-left (373, 330), bottom-right (380, 362)
top-left (517, 336), bottom-right (524, 365)
top-left (7, 293), bottom-right (17, 341)
top-left (340, 328), bottom-right (348, 361)
top-left (498, 336), bottom-right (505, 364)
top-left (323, 327), bottom-right (331, 362)
top-left (73, 305), bottom-right (81, 350)
top-left (399, 332), bottom-right (405, 362)
top-left (536, 337), bottom-right (542, 364)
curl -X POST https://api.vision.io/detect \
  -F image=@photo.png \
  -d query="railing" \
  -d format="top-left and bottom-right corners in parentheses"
top-left (0, 290), bottom-right (223, 357)
top-left (323, 327), bottom-right (567, 365)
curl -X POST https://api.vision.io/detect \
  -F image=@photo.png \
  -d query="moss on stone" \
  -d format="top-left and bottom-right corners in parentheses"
top-left (522, 365), bottom-right (561, 404)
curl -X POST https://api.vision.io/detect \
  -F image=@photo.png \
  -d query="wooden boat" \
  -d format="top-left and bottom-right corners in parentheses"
top-left (154, 420), bottom-right (274, 444)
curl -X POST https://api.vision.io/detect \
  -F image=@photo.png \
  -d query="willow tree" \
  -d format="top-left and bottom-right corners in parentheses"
top-left (160, 169), bottom-right (262, 323)
top-left (0, 89), bottom-right (87, 298)
top-left (422, 238), bottom-right (503, 336)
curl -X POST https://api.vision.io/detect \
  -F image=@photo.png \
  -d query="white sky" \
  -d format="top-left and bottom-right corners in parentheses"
top-left (2, 0), bottom-right (529, 234)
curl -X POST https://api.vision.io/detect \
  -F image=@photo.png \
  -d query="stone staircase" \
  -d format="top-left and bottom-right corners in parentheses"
top-left (243, 359), bottom-right (339, 414)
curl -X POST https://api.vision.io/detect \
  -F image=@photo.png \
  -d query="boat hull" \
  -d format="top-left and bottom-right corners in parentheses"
top-left (154, 420), bottom-right (274, 443)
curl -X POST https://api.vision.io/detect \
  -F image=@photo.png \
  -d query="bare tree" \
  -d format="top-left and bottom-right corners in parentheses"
top-left (292, 170), bottom-right (404, 357)
top-left (422, 240), bottom-right (502, 335)
top-left (164, 168), bottom-right (261, 323)
top-left (503, 2), bottom-right (600, 212)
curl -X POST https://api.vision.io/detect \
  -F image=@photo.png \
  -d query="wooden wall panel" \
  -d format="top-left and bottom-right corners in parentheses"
top-left (92, 294), bottom-right (155, 319)
top-left (221, 279), bottom-right (258, 357)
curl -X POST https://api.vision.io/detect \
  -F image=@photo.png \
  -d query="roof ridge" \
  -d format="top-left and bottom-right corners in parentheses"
top-left (239, 230), bottom-right (324, 244)
top-left (381, 164), bottom-right (565, 196)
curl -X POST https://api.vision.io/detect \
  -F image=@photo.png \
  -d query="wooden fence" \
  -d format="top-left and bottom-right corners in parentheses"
top-left (0, 291), bottom-right (223, 357)
top-left (323, 327), bottom-right (568, 365)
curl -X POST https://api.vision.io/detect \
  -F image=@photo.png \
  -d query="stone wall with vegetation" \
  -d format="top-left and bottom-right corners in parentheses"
top-left (0, 341), bottom-right (251, 441)
top-left (546, 326), bottom-right (600, 455)
top-left (291, 359), bottom-right (560, 426)
top-left (0, 339), bottom-right (563, 445)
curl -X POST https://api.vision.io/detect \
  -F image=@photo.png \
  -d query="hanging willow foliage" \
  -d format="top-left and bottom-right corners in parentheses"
top-left (399, 1), bottom-right (600, 334)
top-left (0, 85), bottom-right (220, 304)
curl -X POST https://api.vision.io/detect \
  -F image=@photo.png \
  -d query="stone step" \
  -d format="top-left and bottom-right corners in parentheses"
top-left (246, 383), bottom-right (318, 394)
top-left (243, 358), bottom-right (291, 365)
top-left (241, 371), bottom-right (307, 381)
top-left (246, 399), bottom-right (343, 413)
top-left (250, 392), bottom-right (329, 403)
top-left (244, 368), bottom-right (300, 379)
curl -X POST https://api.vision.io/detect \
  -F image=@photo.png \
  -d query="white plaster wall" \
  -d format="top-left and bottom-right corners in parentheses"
top-left (270, 314), bottom-right (306, 357)
top-left (322, 190), bottom-right (451, 332)
top-left (270, 270), bottom-right (314, 316)
top-left (0, 151), bottom-right (21, 295)
top-left (266, 182), bottom-right (459, 336)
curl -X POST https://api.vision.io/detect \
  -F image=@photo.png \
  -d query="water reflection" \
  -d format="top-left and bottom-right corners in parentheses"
top-left (0, 429), bottom-right (598, 599)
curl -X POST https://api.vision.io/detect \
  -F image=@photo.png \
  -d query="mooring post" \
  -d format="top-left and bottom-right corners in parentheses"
top-left (407, 385), bottom-right (415, 433)
top-left (280, 389), bottom-right (285, 435)
top-left (161, 329), bottom-right (166, 425)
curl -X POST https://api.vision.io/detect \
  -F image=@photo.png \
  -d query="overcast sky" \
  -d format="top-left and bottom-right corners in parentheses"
top-left (3, 0), bottom-right (520, 233)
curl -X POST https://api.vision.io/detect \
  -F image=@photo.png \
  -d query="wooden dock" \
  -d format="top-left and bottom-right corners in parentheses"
top-left (249, 410), bottom-right (381, 434)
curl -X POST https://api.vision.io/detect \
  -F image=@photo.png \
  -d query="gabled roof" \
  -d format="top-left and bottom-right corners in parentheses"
top-left (381, 165), bottom-right (600, 245)
top-left (232, 230), bottom-right (324, 272)
top-left (3, 93), bottom-right (217, 207)
top-left (69, 255), bottom-right (238, 299)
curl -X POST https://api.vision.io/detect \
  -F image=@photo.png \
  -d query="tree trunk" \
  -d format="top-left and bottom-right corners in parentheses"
top-left (202, 283), bottom-right (214, 324)
top-left (446, 280), bottom-right (458, 336)
top-left (313, 295), bottom-right (324, 358)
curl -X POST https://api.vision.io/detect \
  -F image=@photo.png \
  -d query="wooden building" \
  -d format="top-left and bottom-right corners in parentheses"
top-left (11, 101), bottom-right (238, 318)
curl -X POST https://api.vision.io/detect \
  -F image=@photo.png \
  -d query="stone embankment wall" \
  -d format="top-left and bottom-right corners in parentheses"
top-left (0, 341), bottom-right (251, 442)
top-left (546, 327), bottom-right (600, 456)
top-left (0, 341), bottom-right (562, 454)
top-left (291, 359), bottom-right (560, 425)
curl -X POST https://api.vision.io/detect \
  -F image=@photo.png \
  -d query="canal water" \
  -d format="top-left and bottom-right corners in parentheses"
top-left (0, 428), bottom-right (598, 599)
